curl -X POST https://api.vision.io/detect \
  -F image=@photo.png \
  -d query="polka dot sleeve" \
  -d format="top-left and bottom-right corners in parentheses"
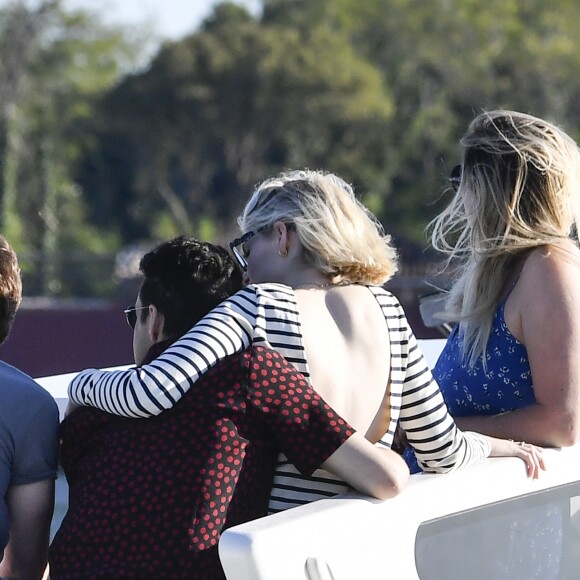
top-left (242, 346), bottom-right (355, 476)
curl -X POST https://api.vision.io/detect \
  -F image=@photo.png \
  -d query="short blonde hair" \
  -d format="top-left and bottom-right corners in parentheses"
top-left (238, 170), bottom-right (398, 285)
top-left (0, 236), bottom-right (22, 344)
top-left (431, 110), bottom-right (580, 365)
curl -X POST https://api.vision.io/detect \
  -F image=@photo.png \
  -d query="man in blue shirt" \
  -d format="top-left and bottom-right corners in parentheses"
top-left (0, 236), bottom-right (59, 579)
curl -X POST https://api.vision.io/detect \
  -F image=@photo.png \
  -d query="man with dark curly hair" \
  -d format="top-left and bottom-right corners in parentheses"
top-left (50, 236), bottom-right (407, 579)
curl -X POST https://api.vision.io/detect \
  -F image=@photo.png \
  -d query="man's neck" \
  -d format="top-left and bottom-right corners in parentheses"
top-left (140, 338), bottom-right (176, 366)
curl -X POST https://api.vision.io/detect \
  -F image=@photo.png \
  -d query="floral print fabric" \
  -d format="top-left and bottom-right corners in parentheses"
top-left (434, 300), bottom-right (535, 416)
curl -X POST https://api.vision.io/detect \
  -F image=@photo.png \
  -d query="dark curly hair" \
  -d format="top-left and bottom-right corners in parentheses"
top-left (138, 237), bottom-right (243, 340)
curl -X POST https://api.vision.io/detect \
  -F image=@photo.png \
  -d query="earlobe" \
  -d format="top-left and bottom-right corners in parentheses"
top-left (274, 221), bottom-right (290, 257)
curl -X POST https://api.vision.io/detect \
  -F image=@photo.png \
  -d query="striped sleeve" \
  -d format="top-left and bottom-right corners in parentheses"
top-left (384, 291), bottom-right (491, 473)
top-left (68, 286), bottom-right (261, 417)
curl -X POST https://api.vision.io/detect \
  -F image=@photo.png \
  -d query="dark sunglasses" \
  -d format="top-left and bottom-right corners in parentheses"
top-left (229, 230), bottom-right (260, 271)
top-left (229, 222), bottom-right (296, 271)
top-left (124, 305), bottom-right (149, 329)
top-left (449, 164), bottom-right (462, 192)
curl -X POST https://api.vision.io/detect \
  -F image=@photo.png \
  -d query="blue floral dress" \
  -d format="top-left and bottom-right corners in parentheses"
top-left (434, 299), bottom-right (535, 416)
top-left (409, 298), bottom-right (563, 580)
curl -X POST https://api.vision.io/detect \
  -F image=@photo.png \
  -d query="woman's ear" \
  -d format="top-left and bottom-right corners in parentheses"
top-left (147, 305), bottom-right (166, 343)
top-left (274, 221), bottom-right (291, 256)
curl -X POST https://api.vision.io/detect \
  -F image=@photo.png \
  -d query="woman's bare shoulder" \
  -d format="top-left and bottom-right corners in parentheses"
top-left (520, 241), bottom-right (580, 287)
top-left (506, 242), bottom-right (580, 339)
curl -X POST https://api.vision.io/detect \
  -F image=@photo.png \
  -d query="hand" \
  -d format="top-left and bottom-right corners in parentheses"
top-left (508, 440), bottom-right (546, 479)
top-left (488, 436), bottom-right (546, 479)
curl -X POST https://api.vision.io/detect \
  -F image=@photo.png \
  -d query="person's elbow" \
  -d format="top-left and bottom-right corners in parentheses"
top-left (556, 428), bottom-right (580, 448)
top-left (554, 411), bottom-right (580, 447)
top-left (540, 408), bottom-right (580, 447)
top-left (370, 451), bottom-right (410, 500)
top-left (322, 437), bottom-right (410, 500)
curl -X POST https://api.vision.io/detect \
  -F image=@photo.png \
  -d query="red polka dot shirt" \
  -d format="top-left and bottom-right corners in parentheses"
top-left (49, 346), bottom-right (354, 579)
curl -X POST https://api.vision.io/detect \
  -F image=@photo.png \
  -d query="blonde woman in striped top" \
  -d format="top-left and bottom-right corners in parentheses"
top-left (69, 170), bottom-right (543, 512)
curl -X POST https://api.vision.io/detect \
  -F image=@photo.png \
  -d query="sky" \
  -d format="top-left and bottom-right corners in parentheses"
top-left (64, 0), bottom-right (260, 40)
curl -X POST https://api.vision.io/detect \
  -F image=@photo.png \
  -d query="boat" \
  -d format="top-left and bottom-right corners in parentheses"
top-left (40, 339), bottom-right (580, 579)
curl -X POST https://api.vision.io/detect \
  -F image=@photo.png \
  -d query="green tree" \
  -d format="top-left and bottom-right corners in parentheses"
top-left (35, 0), bottom-right (580, 299)
top-left (83, 1), bottom-right (394, 246)
top-left (274, 0), bottom-right (580, 240)
top-left (0, 0), bottom-right (140, 295)
top-left (0, 0), bottom-right (58, 238)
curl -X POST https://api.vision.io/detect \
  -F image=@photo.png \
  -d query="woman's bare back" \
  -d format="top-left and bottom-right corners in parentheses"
top-left (294, 285), bottom-right (391, 439)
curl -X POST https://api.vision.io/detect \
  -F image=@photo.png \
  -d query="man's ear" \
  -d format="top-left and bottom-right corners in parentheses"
top-left (147, 304), bottom-right (165, 343)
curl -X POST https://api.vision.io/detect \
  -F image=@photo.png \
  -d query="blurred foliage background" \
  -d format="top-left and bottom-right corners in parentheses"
top-left (2, 0), bottom-right (580, 298)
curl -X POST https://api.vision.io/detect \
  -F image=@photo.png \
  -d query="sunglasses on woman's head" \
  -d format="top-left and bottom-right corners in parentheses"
top-left (124, 305), bottom-right (149, 329)
top-left (229, 229), bottom-right (265, 271)
top-left (449, 164), bottom-right (462, 192)
top-left (229, 223), bottom-right (292, 271)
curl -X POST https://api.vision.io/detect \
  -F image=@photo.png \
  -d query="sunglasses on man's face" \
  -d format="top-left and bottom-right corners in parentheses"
top-left (124, 305), bottom-right (149, 329)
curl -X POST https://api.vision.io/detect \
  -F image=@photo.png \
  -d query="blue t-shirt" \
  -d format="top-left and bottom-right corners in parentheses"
top-left (0, 360), bottom-right (60, 554)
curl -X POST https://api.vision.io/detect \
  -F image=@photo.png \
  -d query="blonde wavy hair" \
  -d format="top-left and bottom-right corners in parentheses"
top-left (431, 110), bottom-right (580, 366)
top-left (238, 170), bottom-right (398, 285)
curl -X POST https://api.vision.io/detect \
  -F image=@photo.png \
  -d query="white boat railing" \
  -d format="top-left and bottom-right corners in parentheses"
top-left (38, 341), bottom-right (580, 579)
top-left (219, 447), bottom-right (580, 579)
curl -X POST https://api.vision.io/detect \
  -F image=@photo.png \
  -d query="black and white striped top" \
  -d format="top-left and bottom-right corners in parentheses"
top-left (69, 284), bottom-right (490, 512)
